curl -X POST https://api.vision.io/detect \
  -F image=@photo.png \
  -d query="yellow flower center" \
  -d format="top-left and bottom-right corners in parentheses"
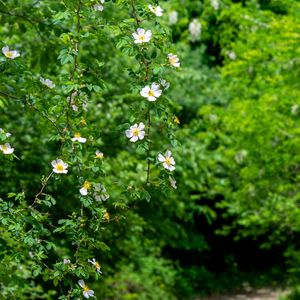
top-left (95, 261), bottom-right (101, 270)
top-left (148, 90), bottom-right (155, 97)
top-left (139, 35), bottom-right (145, 41)
top-left (74, 132), bottom-right (81, 138)
top-left (96, 153), bottom-right (103, 158)
top-left (83, 181), bottom-right (91, 190)
top-left (83, 285), bottom-right (90, 292)
top-left (6, 52), bottom-right (13, 58)
top-left (1, 145), bottom-right (7, 151)
top-left (104, 212), bottom-right (110, 220)
top-left (132, 128), bottom-right (139, 136)
top-left (169, 57), bottom-right (176, 64)
top-left (165, 157), bottom-right (171, 166)
top-left (56, 164), bottom-right (64, 171)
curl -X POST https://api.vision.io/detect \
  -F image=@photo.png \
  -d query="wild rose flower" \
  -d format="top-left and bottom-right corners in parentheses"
top-left (168, 54), bottom-right (180, 68)
top-left (211, 0), bottom-right (219, 10)
top-left (95, 150), bottom-right (104, 158)
top-left (0, 143), bottom-right (14, 154)
top-left (125, 123), bottom-right (145, 142)
top-left (51, 159), bottom-right (68, 174)
top-left (88, 258), bottom-right (102, 274)
top-left (169, 176), bottom-right (177, 189)
top-left (80, 181), bottom-right (92, 196)
top-left (40, 77), bottom-right (55, 89)
top-left (168, 10), bottom-right (178, 25)
top-left (140, 83), bottom-right (162, 101)
top-left (93, 183), bottom-right (109, 201)
top-left (71, 132), bottom-right (86, 143)
top-left (159, 79), bottom-right (170, 90)
top-left (132, 28), bottom-right (152, 44)
top-left (158, 150), bottom-right (176, 171)
top-left (189, 19), bottom-right (202, 42)
top-left (148, 4), bottom-right (163, 16)
top-left (78, 280), bottom-right (95, 298)
top-left (2, 46), bottom-right (20, 59)
top-left (93, 0), bottom-right (104, 11)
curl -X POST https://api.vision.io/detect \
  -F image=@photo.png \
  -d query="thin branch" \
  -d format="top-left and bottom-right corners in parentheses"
top-left (0, 90), bottom-right (20, 100)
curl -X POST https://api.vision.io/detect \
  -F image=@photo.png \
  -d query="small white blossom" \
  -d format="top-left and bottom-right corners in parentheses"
top-left (159, 79), bottom-right (170, 90)
top-left (125, 123), bottom-right (145, 142)
top-left (148, 4), bottom-right (163, 17)
top-left (0, 128), bottom-right (11, 138)
top-left (88, 258), bottom-right (102, 274)
top-left (168, 54), bottom-right (180, 68)
top-left (63, 259), bottom-right (71, 264)
top-left (140, 82), bottom-right (162, 101)
top-left (78, 280), bottom-right (95, 299)
top-left (40, 77), bottom-right (55, 89)
top-left (2, 46), bottom-right (20, 59)
top-left (132, 28), bottom-right (152, 44)
top-left (0, 143), bottom-right (14, 154)
top-left (158, 150), bottom-right (176, 171)
top-left (80, 181), bottom-right (92, 196)
top-left (211, 0), bottom-right (219, 10)
top-left (235, 150), bottom-right (248, 164)
top-left (72, 104), bottom-right (79, 111)
top-left (51, 159), bottom-right (68, 174)
top-left (189, 19), bottom-right (201, 42)
top-left (93, 0), bottom-right (104, 11)
top-left (71, 132), bottom-right (86, 143)
top-left (227, 51), bottom-right (236, 60)
top-left (168, 10), bottom-right (178, 25)
top-left (93, 183), bottom-right (109, 201)
top-left (169, 176), bottom-right (177, 189)
top-left (291, 104), bottom-right (299, 115)
top-left (95, 150), bottom-right (104, 158)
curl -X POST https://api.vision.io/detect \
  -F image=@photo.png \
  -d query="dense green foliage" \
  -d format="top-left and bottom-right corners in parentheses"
top-left (1, 0), bottom-right (300, 299)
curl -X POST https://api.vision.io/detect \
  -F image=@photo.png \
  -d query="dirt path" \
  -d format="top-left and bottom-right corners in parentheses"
top-left (198, 287), bottom-right (289, 300)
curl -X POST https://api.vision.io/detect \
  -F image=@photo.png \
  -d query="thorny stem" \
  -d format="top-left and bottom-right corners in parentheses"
top-left (30, 171), bottom-right (54, 208)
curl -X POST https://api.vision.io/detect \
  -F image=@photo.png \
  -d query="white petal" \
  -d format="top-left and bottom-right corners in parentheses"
top-left (80, 188), bottom-right (88, 196)
top-left (138, 131), bottom-right (145, 139)
top-left (147, 96), bottom-right (156, 101)
top-left (137, 28), bottom-right (145, 35)
top-left (138, 123), bottom-right (145, 130)
top-left (169, 157), bottom-right (176, 165)
top-left (165, 150), bottom-right (172, 157)
top-left (145, 30), bottom-right (152, 38)
top-left (168, 165), bottom-right (176, 171)
top-left (78, 280), bottom-right (85, 288)
top-left (158, 154), bottom-right (165, 162)
top-left (154, 90), bottom-right (162, 98)
top-left (130, 135), bottom-right (139, 142)
top-left (125, 129), bottom-right (133, 138)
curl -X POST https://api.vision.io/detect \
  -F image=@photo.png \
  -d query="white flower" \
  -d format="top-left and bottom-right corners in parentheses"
top-left (0, 128), bottom-right (11, 138)
top-left (80, 181), bottom-right (92, 196)
top-left (2, 46), bottom-right (20, 59)
top-left (93, 0), bottom-right (104, 11)
top-left (235, 150), bottom-right (248, 164)
top-left (169, 176), bottom-right (177, 189)
top-left (159, 79), bottom-right (170, 90)
top-left (63, 259), bottom-right (71, 264)
top-left (148, 4), bottom-right (163, 17)
top-left (168, 53), bottom-right (180, 68)
top-left (140, 82), bottom-right (162, 101)
top-left (72, 104), bottom-right (79, 111)
top-left (51, 159), bottom-right (68, 174)
top-left (168, 10), bottom-right (178, 25)
top-left (88, 258), bottom-right (102, 274)
top-left (125, 123), bottom-right (145, 142)
top-left (291, 104), bottom-right (299, 115)
top-left (132, 28), bottom-right (152, 44)
top-left (71, 132), bottom-right (86, 143)
top-left (95, 150), bottom-right (104, 158)
top-left (78, 280), bottom-right (95, 299)
top-left (40, 77), bottom-right (55, 89)
top-left (189, 19), bottom-right (201, 42)
top-left (93, 183), bottom-right (109, 201)
top-left (227, 51), bottom-right (236, 60)
top-left (158, 150), bottom-right (176, 171)
top-left (211, 0), bottom-right (219, 10)
top-left (0, 143), bottom-right (14, 154)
